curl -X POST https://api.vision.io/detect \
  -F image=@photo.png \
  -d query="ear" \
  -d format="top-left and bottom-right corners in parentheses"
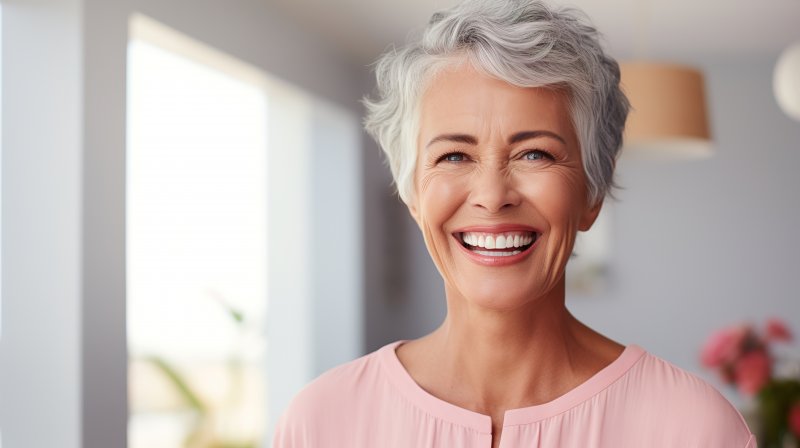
top-left (407, 201), bottom-right (421, 227)
top-left (578, 199), bottom-right (603, 232)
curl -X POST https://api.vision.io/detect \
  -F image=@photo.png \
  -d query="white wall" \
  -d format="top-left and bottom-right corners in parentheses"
top-left (309, 102), bottom-right (363, 376)
top-left (1, 1), bottom-right (84, 448)
top-left (364, 57), bottom-right (800, 409)
top-left (266, 87), bottom-right (363, 444)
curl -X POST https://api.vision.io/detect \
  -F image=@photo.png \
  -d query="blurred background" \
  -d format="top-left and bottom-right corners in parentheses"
top-left (1, 0), bottom-right (799, 447)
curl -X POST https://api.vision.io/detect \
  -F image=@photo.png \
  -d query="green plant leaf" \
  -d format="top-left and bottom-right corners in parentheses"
top-left (146, 355), bottom-right (207, 413)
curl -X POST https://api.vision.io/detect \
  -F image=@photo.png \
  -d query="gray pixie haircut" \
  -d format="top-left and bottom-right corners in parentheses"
top-left (363, 0), bottom-right (629, 206)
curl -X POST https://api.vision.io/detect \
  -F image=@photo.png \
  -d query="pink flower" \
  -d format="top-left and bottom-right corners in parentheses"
top-left (734, 350), bottom-right (771, 396)
top-left (701, 325), bottom-right (749, 368)
top-left (765, 318), bottom-right (792, 343)
top-left (789, 401), bottom-right (800, 438)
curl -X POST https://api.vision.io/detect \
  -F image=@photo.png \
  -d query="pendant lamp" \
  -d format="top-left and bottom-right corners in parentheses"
top-left (620, 62), bottom-right (713, 159)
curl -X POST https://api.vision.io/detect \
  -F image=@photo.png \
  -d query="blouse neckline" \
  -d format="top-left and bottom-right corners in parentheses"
top-left (378, 339), bottom-right (646, 434)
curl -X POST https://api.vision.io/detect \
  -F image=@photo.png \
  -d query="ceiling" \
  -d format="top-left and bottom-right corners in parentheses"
top-left (268, 0), bottom-right (800, 66)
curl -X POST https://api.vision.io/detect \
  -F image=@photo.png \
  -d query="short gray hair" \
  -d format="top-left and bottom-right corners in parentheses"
top-left (363, 0), bottom-right (629, 206)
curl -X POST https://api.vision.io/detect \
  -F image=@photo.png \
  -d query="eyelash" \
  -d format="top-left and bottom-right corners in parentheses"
top-left (435, 149), bottom-right (554, 163)
top-left (520, 149), bottom-right (555, 161)
top-left (436, 152), bottom-right (469, 163)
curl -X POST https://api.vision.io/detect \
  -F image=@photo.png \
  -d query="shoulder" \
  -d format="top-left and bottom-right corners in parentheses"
top-left (292, 350), bottom-right (380, 407)
top-left (272, 343), bottom-right (394, 447)
top-left (619, 348), bottom-right (755, 446)
top-left (278, 347), bottom-right (383, 421)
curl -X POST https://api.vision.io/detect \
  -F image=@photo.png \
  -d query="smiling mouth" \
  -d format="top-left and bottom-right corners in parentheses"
top-left (456, 231), bottom-right (538, 257)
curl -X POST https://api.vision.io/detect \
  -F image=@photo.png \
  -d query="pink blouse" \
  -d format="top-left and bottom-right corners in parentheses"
top-left (273, 340), bottom-right (756, 447)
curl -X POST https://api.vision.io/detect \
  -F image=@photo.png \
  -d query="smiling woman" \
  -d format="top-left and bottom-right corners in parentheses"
top-left (412, 68), bottom-right (594, 308)
top-left (272, 1), bottom-right (757, 447)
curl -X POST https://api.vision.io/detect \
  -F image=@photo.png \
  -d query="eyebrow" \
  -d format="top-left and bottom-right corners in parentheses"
top-left (425, 130), bottom-right (566, 149)
top-left (425, 133), bottom-right (477, 148)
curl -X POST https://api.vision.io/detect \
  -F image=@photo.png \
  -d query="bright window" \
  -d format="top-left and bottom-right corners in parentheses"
top-left (127, 17), bottom-right (268, 448)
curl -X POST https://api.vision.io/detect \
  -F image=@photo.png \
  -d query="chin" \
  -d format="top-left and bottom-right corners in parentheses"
top-left (446, 275), bottom-right (563, 311)
top-left (453, 279), bottom-right (544, 312)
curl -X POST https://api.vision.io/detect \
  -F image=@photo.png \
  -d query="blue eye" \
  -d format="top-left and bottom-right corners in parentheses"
top-left (439, 152), bottom-right (466, 163)
top-left (523, 150), bottom-right (552, 161)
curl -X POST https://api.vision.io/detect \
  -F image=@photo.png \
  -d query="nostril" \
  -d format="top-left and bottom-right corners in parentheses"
top-left (467, 178), bottom-right (521, 212)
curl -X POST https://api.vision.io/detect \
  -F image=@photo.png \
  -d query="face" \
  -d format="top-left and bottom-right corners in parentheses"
top-left (409, 62), bottom-right (602, 311)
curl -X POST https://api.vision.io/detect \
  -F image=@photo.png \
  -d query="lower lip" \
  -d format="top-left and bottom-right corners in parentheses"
top-left (454, 235), bottom-right (538, 267)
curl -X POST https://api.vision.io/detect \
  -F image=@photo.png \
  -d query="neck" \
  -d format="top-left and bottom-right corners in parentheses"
top-left (426, 278), bottom-right (598, 414)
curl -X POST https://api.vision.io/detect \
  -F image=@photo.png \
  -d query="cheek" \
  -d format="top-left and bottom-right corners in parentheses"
top-left (518, 170), bottom-right (589, 283)
top-left (414, 170), bottom-right (471, 284)
top-left (417, 170), bottom-right (469, 225)
top-left (517, 169), bottom-right (587, 226)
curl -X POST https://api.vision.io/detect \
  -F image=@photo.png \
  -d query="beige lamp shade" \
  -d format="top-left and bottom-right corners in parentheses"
top-left (620, 62), bottom-right (713, 159)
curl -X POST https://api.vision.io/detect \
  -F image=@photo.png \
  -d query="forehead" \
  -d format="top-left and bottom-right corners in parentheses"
top-left (418, 63), bottom-right (575, 144)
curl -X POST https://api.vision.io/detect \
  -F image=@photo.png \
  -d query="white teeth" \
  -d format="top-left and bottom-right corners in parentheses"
top-left (496, 235), bottom-right (507, 249)
top-left (473, 249), bottom-right (522, 257)
top-left (460, 231), bottom-right (536, 249)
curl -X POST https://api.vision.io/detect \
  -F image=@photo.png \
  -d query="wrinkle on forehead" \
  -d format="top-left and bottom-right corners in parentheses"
top-left (417, 64), bottom-right (578, 157)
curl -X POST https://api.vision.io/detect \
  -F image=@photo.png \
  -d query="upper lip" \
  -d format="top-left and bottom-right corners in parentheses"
top-left (452, 224), bottom-right (541, 234)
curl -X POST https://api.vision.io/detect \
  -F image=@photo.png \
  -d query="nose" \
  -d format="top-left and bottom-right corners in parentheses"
top-left (468, 165), bottom-right (521, 213)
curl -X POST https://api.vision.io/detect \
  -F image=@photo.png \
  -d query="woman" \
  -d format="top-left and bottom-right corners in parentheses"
top-left (274, 0), bottom-right (756, 446)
